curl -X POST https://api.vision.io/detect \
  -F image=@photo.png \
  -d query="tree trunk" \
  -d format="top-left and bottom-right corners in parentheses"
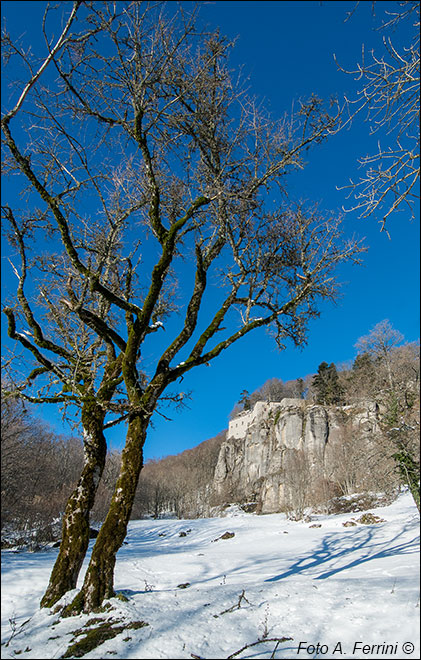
top-left (40, 402), bottom-right (107, 608)
top-left (393, 447), bottom-right (420, 513)
top-left (63, 414), bottom-right (148, 615)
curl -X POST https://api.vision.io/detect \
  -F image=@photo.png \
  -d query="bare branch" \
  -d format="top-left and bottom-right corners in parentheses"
top-left (335, 2), bottom-right (420, 227)
top-left (2, 1), bottom-right (82, 123)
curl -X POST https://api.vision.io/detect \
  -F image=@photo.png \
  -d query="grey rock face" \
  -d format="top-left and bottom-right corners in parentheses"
top-left (213, 399), bottom-right (379, 514)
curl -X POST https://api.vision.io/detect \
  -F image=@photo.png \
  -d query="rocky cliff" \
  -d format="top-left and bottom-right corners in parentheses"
top-left (213, 398), bottom-right (380, 515)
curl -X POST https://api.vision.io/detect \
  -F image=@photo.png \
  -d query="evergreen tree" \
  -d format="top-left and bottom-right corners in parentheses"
top-left (312, 362), bottom-right (344, 405)
top-left (349, 352), bottom-right (377, 397)
top-left (239, 390), bottom-right (251, 411)
top-left (296, 378), bottom-right (305, 399)
top-left (353, 352), bottom-right (375, 374)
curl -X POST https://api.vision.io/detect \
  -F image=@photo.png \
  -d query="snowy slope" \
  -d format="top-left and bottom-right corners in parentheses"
top-left (1, 490), bottom-right (419, 659)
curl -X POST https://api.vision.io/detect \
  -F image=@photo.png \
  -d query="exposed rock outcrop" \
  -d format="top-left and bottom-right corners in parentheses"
top-left (213, 398), bottom-right (380, 514)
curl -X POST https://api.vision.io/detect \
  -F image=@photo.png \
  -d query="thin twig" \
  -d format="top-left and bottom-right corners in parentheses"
top-left (218, 590), bottom-right (251, 616)
top-left (226, 637), bottom-right (293, 660)
top-left (190, 636), bottom-right (293, 660)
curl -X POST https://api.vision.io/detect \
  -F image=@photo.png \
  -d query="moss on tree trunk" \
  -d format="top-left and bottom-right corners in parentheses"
top-left (393, 448), bottom-right (420, 513)
top-left (40, 402), bottom-right (107, 609)
top-left (63, 415), bottom-right (147, 615)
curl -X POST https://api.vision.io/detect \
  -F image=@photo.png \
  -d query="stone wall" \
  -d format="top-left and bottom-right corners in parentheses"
top-left (227, 401), bottom-right (283, 439)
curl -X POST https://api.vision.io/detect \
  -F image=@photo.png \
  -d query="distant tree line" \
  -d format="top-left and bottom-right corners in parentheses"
top-left (1, 400), bottom-right (225, 546)
top-left (132, 432), bottom-right (226, 520)
top-left (234, 321), bottom-right (419, 411)
top-left (1, 399), bottom-right (123, 547)
top-left (232, 376), bottom-right (308, 417)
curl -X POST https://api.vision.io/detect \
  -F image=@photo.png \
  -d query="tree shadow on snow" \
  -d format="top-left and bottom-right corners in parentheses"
top-left (265, 522), bottom-right (419, 582)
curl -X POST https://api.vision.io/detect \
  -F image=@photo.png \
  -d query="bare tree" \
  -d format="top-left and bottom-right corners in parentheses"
top-left (1, 398), bottom-right (85, 544)
top-left (336, 1), bottom-right (420, 230)
top-left (325, 410), bottom-right (396, 498)
top-left (355, 319), bottom-right (404, 389)
top-left (133, 431), bottom-right (226, 519)
top-left (282, 449), bottom-right (312, 520)
top-left (353, 322), bottom-right (419, 509)
top-left (2, 1), bottom-right (364, 613)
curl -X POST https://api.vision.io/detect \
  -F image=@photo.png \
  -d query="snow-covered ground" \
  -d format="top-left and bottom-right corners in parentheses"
top-left (1, 490), bottom-right (419, 659)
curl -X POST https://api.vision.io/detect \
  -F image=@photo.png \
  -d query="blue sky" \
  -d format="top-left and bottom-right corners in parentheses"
top-left (1, 1), bottom-right (419, 460)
